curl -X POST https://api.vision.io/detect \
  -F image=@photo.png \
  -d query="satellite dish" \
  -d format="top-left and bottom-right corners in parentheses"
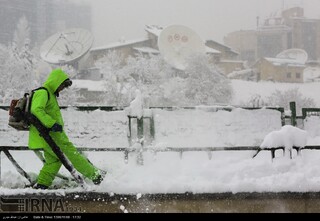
top-left (40, 28), bottom-right (94, 65)
top-left (303, 67), bottom-right (320, 82)
top-left (276, 48), bottom-right (308, 64)
top-left (158, 25), bottom-right (206, 70)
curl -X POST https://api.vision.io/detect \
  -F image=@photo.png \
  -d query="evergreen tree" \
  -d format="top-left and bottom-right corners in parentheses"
top-left (13, 16), bottom-right (30, 51)
top-left (0, 17), bottom-right (39, 105)
top-left (0, 44), bottom-right (37, 104)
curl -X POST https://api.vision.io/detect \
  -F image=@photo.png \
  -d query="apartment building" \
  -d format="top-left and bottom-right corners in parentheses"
top-left (224, 7), bottom-right (320, 63)
top-left (0, 0), bottom-right (91, 47)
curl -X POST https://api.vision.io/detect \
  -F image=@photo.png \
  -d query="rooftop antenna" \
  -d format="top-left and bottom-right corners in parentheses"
top-left (40, 28), bottom-right (94, 70)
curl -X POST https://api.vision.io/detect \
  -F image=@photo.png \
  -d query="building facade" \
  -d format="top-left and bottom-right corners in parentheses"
top-left (0, 0), bottom-right (91, 47)
top-left (224, 7), bottom-right (320, 64)
top-left (253, 57), bottom-right (305, 83)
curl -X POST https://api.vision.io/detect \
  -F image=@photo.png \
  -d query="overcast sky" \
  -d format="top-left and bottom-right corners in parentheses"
top-left (77, 0), bottom-right (320, 47)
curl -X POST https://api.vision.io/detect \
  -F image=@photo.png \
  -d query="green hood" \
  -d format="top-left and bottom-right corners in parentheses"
top-left (43, 69), bottom-right (69, 94)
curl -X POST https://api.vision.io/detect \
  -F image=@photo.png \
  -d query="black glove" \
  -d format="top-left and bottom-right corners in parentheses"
top-left (51, 123), bottom-right (63, 132)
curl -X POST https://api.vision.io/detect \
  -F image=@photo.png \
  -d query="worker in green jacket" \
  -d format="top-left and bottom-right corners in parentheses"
top-left (28, 68), bottom-right (103, 189)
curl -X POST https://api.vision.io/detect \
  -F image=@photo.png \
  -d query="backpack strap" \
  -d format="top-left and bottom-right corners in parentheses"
top-left (28, 87), bottom-right (50, 112)
top-left (32, 87), bottom-right (50, 101)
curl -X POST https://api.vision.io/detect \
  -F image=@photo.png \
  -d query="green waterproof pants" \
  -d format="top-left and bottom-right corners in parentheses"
top-left (37, 133), bottom-right (99, 187)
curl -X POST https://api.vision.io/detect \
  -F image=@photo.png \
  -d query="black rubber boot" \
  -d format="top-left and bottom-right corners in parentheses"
top-left (92, 175), bottom-right (103, 185)
top-left (33, 183), bottom-right (48, 190)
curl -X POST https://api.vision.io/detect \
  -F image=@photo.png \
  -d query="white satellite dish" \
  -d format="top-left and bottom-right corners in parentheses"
top-left (158, 25), bottom-right (206, 70)
top-left (276, 48), bottom-right (308, 64)
top-left (40, 28), bottom-right (94, 65)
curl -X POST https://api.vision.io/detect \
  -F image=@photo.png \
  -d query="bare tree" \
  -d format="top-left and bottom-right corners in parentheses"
top-left (266, 87), bottom-right (315, 114)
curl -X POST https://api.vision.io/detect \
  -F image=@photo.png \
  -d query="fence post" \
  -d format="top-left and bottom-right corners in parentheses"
top-left (137, 118), bottom-right (144, 165)
top-left (125, 116), bottom-right (132, 164)
top-left (290, 101), bottom-right (297, 126)
top-left (0, 151), bottom-right (1, 186)
top-left (150, 116), bottom-right (155, 140)
top-left (302, 108), bottom-right (307, 120)
top-left (280, 108), bottom-right (286, 126)
top-left (127, 115), bottom-right (145, 165)
top-left (137, 118), bottom-right (144, 139)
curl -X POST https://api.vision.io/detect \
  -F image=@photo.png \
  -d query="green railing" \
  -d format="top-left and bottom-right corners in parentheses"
top-left (302, 108), bottom-right (320, 119)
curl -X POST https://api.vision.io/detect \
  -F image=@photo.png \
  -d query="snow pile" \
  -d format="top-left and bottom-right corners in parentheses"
top-left (124, 89), bottom-right (143, 119)
top-left (260, 125), bottom-right (308, 151)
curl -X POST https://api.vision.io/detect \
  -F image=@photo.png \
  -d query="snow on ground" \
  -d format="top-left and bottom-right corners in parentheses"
top-left (2, 80), bottom-right (320, 195)
top-left (1, 105), bottom-right (320, 195)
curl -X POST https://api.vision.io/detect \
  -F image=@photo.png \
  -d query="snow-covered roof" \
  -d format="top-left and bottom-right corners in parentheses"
top-left (206, 46), bottom-right (220, 54)
top-left (220, 59), bottom-right (244, 64)
top-left (258, 25), bottom-right (291, 32)
top-left (91, 38), bottom-right (149, 52)
top-left (228, 69), bottom-right (254, 78)
top-left (291, 17), bottom-right (319, 22)
top-left (145, 25), bottom-right (163, 37)
top-left (265, 57), bottom-right (306, 67)
top-left (206, 40), bottom-right (239, 55)
top-left (133, 47), bottom-right (160, 54)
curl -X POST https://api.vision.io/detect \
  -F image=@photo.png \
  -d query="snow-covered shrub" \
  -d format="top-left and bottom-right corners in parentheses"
top-left (266, 87), bottom-right (315, 114)
top-left (95, 51), bottom-right (137, 107)
top-left (184, 54), bottom-right (233, 105)
top-left (246, 94), bottom-right (266, 108)
top-left (0, 44), bottom-right (38, 104)
top-left (94, 52), bottom-right (233, 107)
top-left (96, 52), bottom-right (173, 107)
top-left (0, 16), bottom-right (42, 105)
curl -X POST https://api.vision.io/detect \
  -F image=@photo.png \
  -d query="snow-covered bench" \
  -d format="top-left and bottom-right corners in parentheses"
top-left (254, 125), bottom-right (308, 159)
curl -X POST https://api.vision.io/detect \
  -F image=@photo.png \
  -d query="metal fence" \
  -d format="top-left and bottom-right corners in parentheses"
top-left (1, 103), bottom-right (320, 187)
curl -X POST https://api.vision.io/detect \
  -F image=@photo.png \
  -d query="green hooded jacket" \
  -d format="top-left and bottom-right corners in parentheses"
top-left (28, 69), bottom-right (69, 149)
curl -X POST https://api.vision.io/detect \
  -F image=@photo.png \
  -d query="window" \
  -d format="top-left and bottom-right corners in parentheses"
top-left (296, 73), bottom-right (301, 79)
top-left (287, 72), bottom-right (291, 78)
